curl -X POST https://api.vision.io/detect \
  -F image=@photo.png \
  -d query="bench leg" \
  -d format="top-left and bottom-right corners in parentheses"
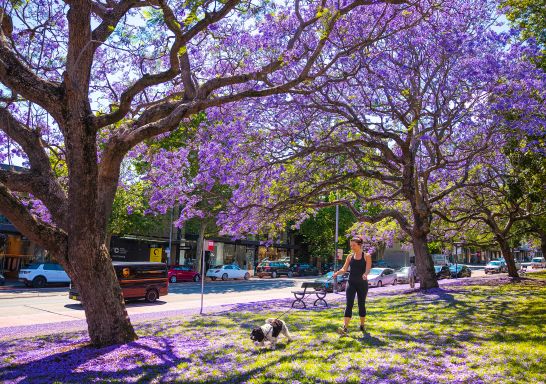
top-left (314, 298), bottom-right (328, 307)
top-left (292, 298), bottom-right (307, 308)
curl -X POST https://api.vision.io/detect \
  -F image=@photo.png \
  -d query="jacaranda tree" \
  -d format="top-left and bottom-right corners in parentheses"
top-left (183, 0), bottom-right (546, 289)
top-left (0, 0), bottom-right (421, 346)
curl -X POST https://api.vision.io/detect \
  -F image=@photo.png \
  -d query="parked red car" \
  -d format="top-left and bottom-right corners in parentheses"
top-left (168, 266), bottom-right (201, 283)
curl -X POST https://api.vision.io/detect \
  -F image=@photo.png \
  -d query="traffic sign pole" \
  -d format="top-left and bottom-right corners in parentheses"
top-left (200, 240), bottom-right (214, 315)
top-left (200, 239), bottom-right (206, 314)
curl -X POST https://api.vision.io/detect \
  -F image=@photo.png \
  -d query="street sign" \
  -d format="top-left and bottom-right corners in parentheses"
top-left (207, 240), bottom-right (214, 251)
top-left (149, 247), bottom-right (162, 262)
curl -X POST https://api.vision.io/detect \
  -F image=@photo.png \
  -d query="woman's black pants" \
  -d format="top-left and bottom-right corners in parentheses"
top-left (344, 280), bottom-right (368, 318)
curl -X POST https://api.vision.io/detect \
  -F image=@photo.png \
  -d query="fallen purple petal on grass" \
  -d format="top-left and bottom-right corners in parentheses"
top-left (1, 276), bottom-right (544, 383)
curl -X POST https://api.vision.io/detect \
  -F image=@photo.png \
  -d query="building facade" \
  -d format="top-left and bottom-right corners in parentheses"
top-left (109, 224), bottom-right (301, 275)
top-left (0, 215), bottom-right (47, 278)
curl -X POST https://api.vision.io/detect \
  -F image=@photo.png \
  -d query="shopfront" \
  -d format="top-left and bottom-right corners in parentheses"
top-left (1, 216), bottom-right (47, 278)
top-left (175, 235), bottom-right (298, 273)
top-left (108, 229), bottom-right (300, 274)
top-left (110, 235), bottom-right (168, 263)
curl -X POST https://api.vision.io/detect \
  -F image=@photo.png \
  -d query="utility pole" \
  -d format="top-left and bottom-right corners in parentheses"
top-left (333, 192), bottom-right (339, 293)
top-left (167, 206), bottom-right (174, 266)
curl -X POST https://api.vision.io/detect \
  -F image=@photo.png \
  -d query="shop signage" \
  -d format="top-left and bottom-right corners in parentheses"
top-left (207, 240), bottom-right (214, 251)
top-left (149, 247), bottom-right (162, 262)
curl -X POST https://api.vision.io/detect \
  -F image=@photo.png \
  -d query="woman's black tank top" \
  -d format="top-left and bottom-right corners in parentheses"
top-left (349, 251), bottom-right (366, 283)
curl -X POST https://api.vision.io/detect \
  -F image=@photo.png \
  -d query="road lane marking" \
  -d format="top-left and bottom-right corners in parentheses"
top-left (23, 305), bottom-right (83, 319)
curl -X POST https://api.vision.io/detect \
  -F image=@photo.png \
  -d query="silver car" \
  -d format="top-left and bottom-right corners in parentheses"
top-left (368, 268), bottom-right (397, 287)
top-left (396, 267), bottom-right (411, 284)
top-left (485, 260), bottom-right (506, 274)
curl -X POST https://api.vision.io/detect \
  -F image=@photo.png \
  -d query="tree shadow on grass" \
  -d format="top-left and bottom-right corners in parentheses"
top-left (0, 333), bottom-right (310, 384)
top-left (2, 278), bottom-right (545, 384)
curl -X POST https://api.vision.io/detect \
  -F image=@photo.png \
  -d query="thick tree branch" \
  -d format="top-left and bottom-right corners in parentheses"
top-left (356, 208), bottom-right (411, 233)
top-left (0, 182), bottom-right (67, 257)
top-left (0, 42), bottom-right (63, 120)
top-left (0, 168), bottom-right (34, 193)
top-left (0, 108), bottom-right (68, 228)
top-left (93, 0), bottom-right (240, 129)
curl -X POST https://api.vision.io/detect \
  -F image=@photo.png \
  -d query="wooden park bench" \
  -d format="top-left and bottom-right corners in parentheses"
top-left (291, 281), bottom-right (328, 308)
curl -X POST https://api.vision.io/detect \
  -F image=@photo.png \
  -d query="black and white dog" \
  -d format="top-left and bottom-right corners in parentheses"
top-left (250, 318), bottom-right (292, 349)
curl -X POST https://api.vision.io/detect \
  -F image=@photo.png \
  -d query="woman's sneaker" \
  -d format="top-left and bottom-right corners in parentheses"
top-left (337, 326), bottom-right (348, 336)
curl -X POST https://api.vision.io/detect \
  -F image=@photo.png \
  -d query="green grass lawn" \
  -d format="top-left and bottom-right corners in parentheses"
top-left (2, 275), bottom-right (545, 383)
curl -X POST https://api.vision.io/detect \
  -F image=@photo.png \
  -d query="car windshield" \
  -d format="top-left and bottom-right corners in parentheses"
top-left (369, 268), bottom-right (383, 275)
top-left (434, 266), bottom-right (442, 272)
top-left (449, 265), bottom-right (462, 272)
top-left (22, 263), bottom-right (41, 269)
top-left (211, 265), bottom-right (223, 269)
top-left (398, 267), bottom-right (410, 273)
top-left (532, 258), bottom-right (543, 262)
top-left (488, 261), bottom-right (501, 266)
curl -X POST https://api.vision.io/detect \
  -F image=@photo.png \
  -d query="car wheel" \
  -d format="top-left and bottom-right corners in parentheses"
top-left (287, 271), bottom-right (293, 278)
top-left (170, 276), bottom-right (177, 283)
top-left (145, 289), bottom-right (159, 303)
top-left (392, 279), bottom-right (397, 286)
top-left (211, 277), bottom-right (217, 281)
top-left (271, 271), bottom-right (277, 278)
top-left (244, 272), bottom-right (250, 280)
top-left (377, 280), bottom-right (382, 288)
top-left (32, 276), bottom-right (47, 288)
top-left (193, 274), bottom-right (200, 282)
top-left (222, 273), bottom-right (229, 281)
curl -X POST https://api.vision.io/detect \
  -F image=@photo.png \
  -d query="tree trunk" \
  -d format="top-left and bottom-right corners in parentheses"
top-left (70, 243), bottom-right (137, 347)
top-left (61, 95), bottom-right (137, 346)
top-left (497, 237), bottom-right (518, 278)
top-left (540, 232), bottom-right (546, 260)
top-left (412, 233), bottom-right (439, 290)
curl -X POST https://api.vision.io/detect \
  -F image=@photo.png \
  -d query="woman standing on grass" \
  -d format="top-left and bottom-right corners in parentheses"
top-left (333, 236), bottom-right (372, 336)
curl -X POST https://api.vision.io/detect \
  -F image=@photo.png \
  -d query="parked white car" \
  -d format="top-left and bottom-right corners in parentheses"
top-left (206, 265), bottom-right (250, 281)
top-left (367, 268), bottom-right (397, 287)
top-left (530, 257), bottom-right (546, 269)
top-left (18, 263), bottom-right (70, 288)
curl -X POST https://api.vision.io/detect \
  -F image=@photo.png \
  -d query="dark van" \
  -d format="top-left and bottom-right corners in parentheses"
top-left (69, 262), bottom-right (168, 303)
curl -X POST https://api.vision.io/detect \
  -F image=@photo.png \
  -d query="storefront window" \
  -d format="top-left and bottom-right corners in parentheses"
top-left (223, 244), bottom-right (236, 265)
top-left (258, 246), bottom-right (288, 262)
top-left (1, 234), bottom-right (45, 277)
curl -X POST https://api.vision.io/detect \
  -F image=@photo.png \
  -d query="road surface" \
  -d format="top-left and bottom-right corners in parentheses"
top-left (0, 269), bottom-right (488, 330)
